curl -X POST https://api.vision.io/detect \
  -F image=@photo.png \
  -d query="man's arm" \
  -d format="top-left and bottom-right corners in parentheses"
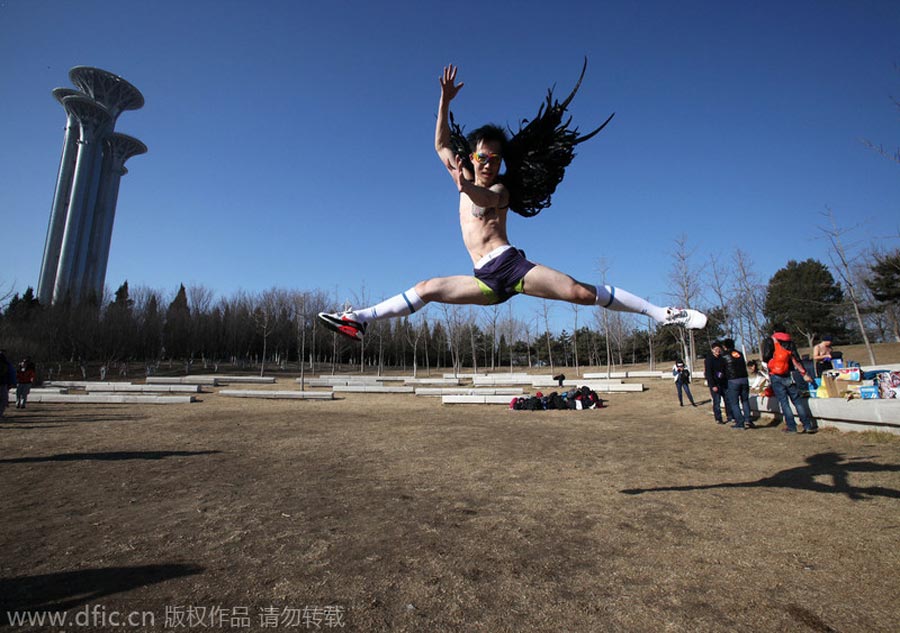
top-left (789, 344), bottom-right (814, 383)
top-left (435, 65), bottom-right (463, 172)
top-left (452, 163), bottom-right (510, 210)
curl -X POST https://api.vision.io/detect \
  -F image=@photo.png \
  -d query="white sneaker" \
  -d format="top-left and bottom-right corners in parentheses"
top-left (663, 307), bottom-right (707, 330)
top-left (317, 310), bottom-right (367, 341)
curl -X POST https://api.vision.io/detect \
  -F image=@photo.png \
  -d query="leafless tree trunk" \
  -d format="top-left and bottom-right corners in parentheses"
top-left (668, 235), bottom-right (703, 374)
top-left (540, 300), bottom-right (554, 373)
top-left (570, 303), bottom-right (581, 377)
top-left (731, 249), bottom-right (766, 354)
top-left (820, 210), bottom-right (876, 365)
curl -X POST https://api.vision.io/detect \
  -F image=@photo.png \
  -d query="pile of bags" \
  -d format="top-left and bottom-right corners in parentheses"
top-left (510, 386), bottom-right (605, 411)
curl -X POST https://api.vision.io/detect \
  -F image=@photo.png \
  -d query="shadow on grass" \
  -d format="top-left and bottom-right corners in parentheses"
top-left (621, 452), bottom-right (900, 500)
top-left (0, 450), bottom-right (221, 464)
top-left (0, 563), bottom-right (204, 625)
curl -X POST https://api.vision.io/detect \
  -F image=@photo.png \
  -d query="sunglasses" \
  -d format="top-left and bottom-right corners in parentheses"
top-left (470, 151), bottom-right (501, 165)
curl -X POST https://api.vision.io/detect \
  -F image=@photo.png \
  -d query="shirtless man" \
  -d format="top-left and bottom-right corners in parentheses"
top-left (318, 65), bottom-right (707, 341)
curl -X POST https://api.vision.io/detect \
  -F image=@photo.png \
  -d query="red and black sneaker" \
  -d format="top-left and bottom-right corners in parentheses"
top-left (317, 311), bottom-right (367, 342)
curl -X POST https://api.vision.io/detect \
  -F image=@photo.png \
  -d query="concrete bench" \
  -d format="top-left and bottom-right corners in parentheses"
top-left (28, 393), bottom-right (196, 404)
top-left (207, 375), bottom-right (276, 384)
top-left (530, 377), bottom-right (623, 387)
top-left (473, 376), bottom-right (534, 386)
top-left (147, 376), bottom-right (220, 386)
top-left (304, 376), bottom-right (384, 386)
top-left (86, 384), bottom-right (201, 393)
top-left (416, 387), bottom-right (523, 397)
top-left (331, 385), bottom-right (415, 394)
top-left (583, 371), bottom-right (668, 379)
top-left (751, 395), bottom-right (900, 435)
top-left (219, 390), bottom-right (334, 400)
top-left (442, 395), bottom-right (516, 405)
top-left (404, 378), bottom-right (462, 386)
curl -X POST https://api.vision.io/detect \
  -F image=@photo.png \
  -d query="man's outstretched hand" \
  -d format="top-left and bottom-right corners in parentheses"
top-left (441, 64), bottom-right (464, 102)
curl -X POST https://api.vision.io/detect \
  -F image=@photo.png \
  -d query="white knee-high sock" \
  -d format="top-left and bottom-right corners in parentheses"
top-left (352, 287), bottom-right (426, 324)
top-left (594, 285), bottom-right (668, 323)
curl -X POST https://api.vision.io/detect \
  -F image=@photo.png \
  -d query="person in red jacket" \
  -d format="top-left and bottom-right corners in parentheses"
top-left (16, 358), bottom-right (36, 409)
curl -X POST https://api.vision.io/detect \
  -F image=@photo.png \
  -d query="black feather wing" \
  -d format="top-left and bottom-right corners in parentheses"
top-left (448, 111), bottom-right (473, 174)
top-left (502, 58), bottom-right (615, 217)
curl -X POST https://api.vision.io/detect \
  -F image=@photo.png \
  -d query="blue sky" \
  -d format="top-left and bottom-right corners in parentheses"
top-left (2, 0), bottom-right (899, 333)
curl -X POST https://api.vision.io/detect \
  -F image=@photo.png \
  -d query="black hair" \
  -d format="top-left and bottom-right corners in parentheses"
top-left (467, 124), bottom-right (508, 155)
top-left (722, 338), bottom-right (735, 350)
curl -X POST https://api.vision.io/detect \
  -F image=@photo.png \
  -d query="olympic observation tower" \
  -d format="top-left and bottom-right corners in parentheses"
top-left (37, 67), bottom-right (146, 305)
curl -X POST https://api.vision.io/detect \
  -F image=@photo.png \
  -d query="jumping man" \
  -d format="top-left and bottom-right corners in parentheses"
top-left (319, 64), bottom-right (707, 340)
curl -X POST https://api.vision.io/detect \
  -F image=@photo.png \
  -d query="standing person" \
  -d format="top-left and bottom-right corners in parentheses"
top-left (16, 358), bottom-right (36, 409)
top-left (812, 336), bottom-right (834, 377)
top-left (721, 339), bottom-right (753, 429)
top-left (703, 341), bottom-right (731, 424)
top-left (0, 351), bottom-right (13, 418)
top-left (672, 359), bottom-right (696, 406)
top-left (318, 64), bottom-right (707, 341)
top-left (762, 325), bottom-right (817, 434)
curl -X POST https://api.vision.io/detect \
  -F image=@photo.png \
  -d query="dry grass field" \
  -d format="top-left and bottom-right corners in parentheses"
top-left (1, 343), bottom-right (899, 632)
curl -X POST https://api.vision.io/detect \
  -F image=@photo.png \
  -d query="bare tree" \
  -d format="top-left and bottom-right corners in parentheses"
top-left (570, 303), bottom-right (581, 377)
top-left (731, 249), bottom-right (766, 354)
top-left (539, 300), bottom-right (554, 373)
top-left (439, 303), bottom-right (464, 376)
top-left (819, 210), bottom-right (877, 365)
top-left (668, 235), bottom-right (702, 373)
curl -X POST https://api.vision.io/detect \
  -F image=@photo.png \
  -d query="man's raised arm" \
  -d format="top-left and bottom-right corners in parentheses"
top-left (435, 65), bottom-right (463, 171)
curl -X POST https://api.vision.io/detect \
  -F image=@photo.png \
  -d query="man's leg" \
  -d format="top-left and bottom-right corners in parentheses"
top-left (676, 382), bottom-right (684, 406)
top-left (738, 379), bottom-right (753, 426)
top-left (709, 388), bottom-right (723, 423)
top-left (520, 265), bottom-right (707, 329)
top-left (319, 276), bottom-right (489, 340)
top-left (786, 383), bottom-right (817, 432)
top-left (771, 375), bottom-right (798, 432)
top-left (726, 380), bottom-right (745, 428)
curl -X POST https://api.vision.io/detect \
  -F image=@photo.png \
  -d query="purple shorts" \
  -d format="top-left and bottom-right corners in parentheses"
top-left (473, 247), bottom-right (537, 304)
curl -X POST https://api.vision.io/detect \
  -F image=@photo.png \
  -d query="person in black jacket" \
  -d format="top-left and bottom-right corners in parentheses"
top-left (703, 341), bottom-right (731, 424)
top-left (762, 325), bottom-right (817, 434)
top-left (672, 359), bottom-right (696, 406)
top-left (721, 339), bottom-right (753, 429)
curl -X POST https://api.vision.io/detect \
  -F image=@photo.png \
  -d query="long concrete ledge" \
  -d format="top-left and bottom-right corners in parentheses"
top-left (416, 387), bottom-right (524, 397)
top-left (207, 375), bottom-right (276, 384)
top-left (147, 376), bottom-right (219, 386)
top-left (28, 393), bottom-right (196, 404)
top-left (219, 390), bottom-right (334, 400)
top-left (530, 378), bottom-right (623, 387)
top-left (473, 376), bottom-right (534, 386)
top-left (443, 373), bottom-right (488, 378)
top-left (442, 395), bottom-right (517, 405)
top-left (751, 396), bottom-right (900, 435)
top-left (332, 385), bottom-right (415, 393)
top-left (404, 378), bottom-right (462, 386)
top-left (583, 371), bottom-right (668, 379)
top-left (303, 377), bottom-right (384, 386)
top-left (90, 384), bottom-right (201, 393)
top-left (46, 381), bottom-right (201, 393)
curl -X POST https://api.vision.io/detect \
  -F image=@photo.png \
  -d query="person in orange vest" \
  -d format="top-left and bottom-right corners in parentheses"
top-left (762, 325), bottom-right (817, 434)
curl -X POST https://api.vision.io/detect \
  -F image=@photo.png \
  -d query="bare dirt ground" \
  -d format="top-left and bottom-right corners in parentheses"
top-left (2, 353), bottom-right (899, 632)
